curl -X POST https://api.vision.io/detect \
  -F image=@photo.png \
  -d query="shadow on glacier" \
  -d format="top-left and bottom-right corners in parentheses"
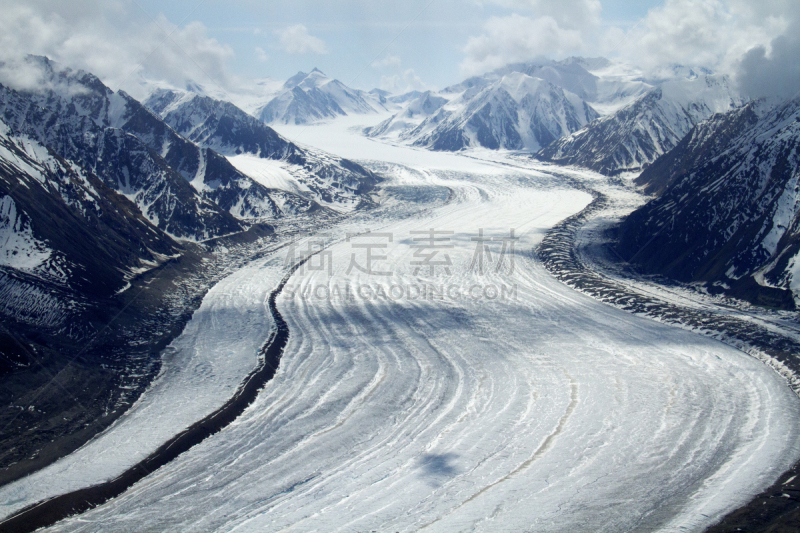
top-left (418, 453), bottom-right (460, 487)
top-left (286, 299), bottom-right (479, 350)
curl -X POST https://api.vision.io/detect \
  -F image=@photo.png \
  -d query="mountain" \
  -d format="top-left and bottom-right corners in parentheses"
top-left (365, 58), bottom-right (651, 152)
top-left (368, 88), bottom-right (390, 107)
top-left (616, 98), bottom-right (800, 309)
top-left (536, 74), bottom-right (742, 175)
top-left (0, 55), bottom-right (381, 341)
top-left (364, 91), bottom-right (448, 140)
top-left (418, 72), bottom-right (599, 152)
top-left (0, 118), bottom-right (181, 372)
top-left (144, 89), bottom-right (379, 211)
top-left (492, 57), bottom-right (649, 112)
top-left (0, 57), bottom-right (250, 241)
top-left (6, 57), bottom-right (382, 234)
top-left (0, 112), bottom-right (190, 476)
top-left (132, 75), bottom-right (285, 117)
top-left (104, 92), bottom-right (322, 222)
top-left (0, 57), bottom-right (310, 481)
top-left (386, 90), bottom-right (424, 105)
top-left (256, 68), bottom-right (384, 125)
top-left (368, 72), bottom-right (598, 152)
top-left (0, 120), bottom-right (180, 334)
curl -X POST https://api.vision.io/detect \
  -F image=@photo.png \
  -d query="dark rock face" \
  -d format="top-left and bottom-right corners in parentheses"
top-left (469, 91), bottom-right (523, 150)
top-left (538, 89), bottom-right (668, 174)
top-left (617, 99), bottom-right (800, 309)
top-left (0, 86), bottom-right (186, 484)
top-left (0, 57), bottom-right (264, 480)
top-left (107, 91), bottom-right (315, 222)
top-left (0, 128), bottom-right (179, 300)
top-left (364, 92), bottom-right (448, 139)
top-left (0, 57), bottom-right (383, 484)
top-left (146, 91), bottom-right (291, 157)
top-left (632, 104), bottom-right (761, 196)
top-left (259, 85), bottom-right (344, 124)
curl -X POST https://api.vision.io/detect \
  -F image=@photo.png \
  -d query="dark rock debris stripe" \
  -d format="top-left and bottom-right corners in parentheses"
top-left (0, 256), bottom-right (311, 533)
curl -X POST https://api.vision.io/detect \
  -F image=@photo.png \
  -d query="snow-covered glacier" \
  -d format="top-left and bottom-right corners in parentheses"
top-left (3, 119), bottom-right (799, 533)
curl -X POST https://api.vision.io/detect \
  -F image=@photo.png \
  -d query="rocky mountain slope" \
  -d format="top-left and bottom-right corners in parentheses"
top-left (0, 55), bottom-right (382, 379)
top-left (492, 57), bottom-right (650, 114)
top-left (363, 91), bottom-right (447, 140)
top-left (145, 89), bottom-right (378, 211)
top-left (0, 57), bottom-right (250, 240)
top-left (0, 55), bottom-right (382, 365)
top-left (0, 56), bottom-right (383, 482)
top-left (536, 74), bottom-right (743, 175)
top-left (617, 98), bottom-right (800, 309)
top-left (0, 120), bottom-right (181, 351)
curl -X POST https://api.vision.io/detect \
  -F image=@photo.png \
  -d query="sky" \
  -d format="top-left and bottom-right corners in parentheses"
top-left (0, 0), bottom-right (798, 99)
top-left (128, 0), bottom-right (661, 90)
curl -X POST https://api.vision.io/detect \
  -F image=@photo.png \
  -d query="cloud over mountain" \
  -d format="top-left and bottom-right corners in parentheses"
top-left (736, 2), bottom-right (800, 100)
top-left (0, 0), bottom-right (235, 98)
top-left (276, 24), bottom-right (329, 55)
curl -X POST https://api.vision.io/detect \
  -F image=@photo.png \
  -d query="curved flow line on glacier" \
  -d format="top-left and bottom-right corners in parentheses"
top-left (418, 375), bottom-right (580, 531)
top-left (467, 152), bottom-right (800, 394)
top-left (0, 254), bottom-right (315, 533)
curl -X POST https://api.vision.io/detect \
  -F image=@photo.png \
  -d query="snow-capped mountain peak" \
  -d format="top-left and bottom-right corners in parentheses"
top-left (257, 69), bottom-right (384, 125)
top-left (536, 73), bottom-right (742, 175)
top-left (368, 69), bottom-right (598, 152)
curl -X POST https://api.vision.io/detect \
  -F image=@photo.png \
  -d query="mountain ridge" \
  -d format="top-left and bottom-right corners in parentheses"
top-left (617, 97), bottom-right (800, 309)
top-left (536, 74), bottom-right (743, 175)
top-left (257, 69), bottom-right (385, 125)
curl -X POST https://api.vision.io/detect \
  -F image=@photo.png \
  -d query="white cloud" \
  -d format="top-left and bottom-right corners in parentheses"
top-left (461, 0), bottom-right (601, 76)
top-left (145, 19), bottom-right (235, 88)
top-left (0, 56), bottom-right (91, 96)
top-left (465, 0), bottom-right (797, 85)
top-left (0, 0), bottom-right (236, 98)
top-left (275, 24), bottom-right (328, 55)
top-left (380, 68), bottom-right (432, 94)
top-left (618, 1), bottom-right (730, 72)
top-left (735, 2), bottom-right (800, 99)
top-left (611, 0), bottom-right (789, 77)
top-left (4, 0), bottom-right (799, 104)
top-left (372, 55), bottom-right (402, 69)
top-left (460, 14), bottom-right (582, 76)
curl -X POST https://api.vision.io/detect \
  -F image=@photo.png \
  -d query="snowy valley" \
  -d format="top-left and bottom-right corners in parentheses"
top-left (1, 28), bottom-right (800, 533)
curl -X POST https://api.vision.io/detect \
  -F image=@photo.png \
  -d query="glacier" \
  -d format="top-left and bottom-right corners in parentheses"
top-left (2, 116), bottom-right (798, 533)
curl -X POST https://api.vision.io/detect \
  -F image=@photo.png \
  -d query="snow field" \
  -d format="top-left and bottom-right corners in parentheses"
top-left (37, 150), bottom-right (800, 532)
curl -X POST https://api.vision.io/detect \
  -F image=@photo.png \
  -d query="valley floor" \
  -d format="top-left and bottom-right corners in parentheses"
top-left (2, 117), bottom-right (799, 532)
